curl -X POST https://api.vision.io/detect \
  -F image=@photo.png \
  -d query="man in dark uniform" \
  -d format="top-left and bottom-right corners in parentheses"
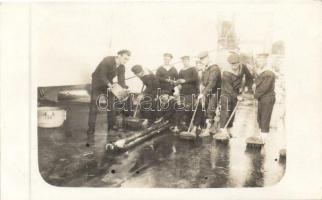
top-left (229, 50), bottom-right (254, 94)
top-left (155, 53), bottom-right (178, 95)
top-left (131, 65), bottom-right (160, 124)
top-left (254, 53), bottom-right (276, 143)
top-left (197, 51), bottom-right (222, 130)
top-left (172, 56), bottom-right (199, 133)
top-left (87, 49), bottom-right (131, 135)
top-left (219, 53), bottom-right (247, 138)
top-left (154, 53), bottom-right (178, 123)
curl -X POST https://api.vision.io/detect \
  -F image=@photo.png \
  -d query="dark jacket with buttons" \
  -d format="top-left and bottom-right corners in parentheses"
top-left (178, 67), bottom-right (199, 95)
top-left (221, 71), bottom-right (242, 99)
top-left (91, 56), bottom-right (127, 89)
top-left (201, 64), bottom-right (221, 96)
top-left (155, 66), bottom-right (178, 95)
top-left (140, 73), bottom-right (160, 98)
top-left (254, 70), bottom-right (275, 99)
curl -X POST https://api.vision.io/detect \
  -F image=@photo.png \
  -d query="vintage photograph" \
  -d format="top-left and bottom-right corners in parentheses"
top-left (35, 3), bottom-right (286, 187)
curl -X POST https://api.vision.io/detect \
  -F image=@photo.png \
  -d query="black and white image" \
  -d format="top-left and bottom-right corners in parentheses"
top-left (36, 3), bottom-right (287, 188)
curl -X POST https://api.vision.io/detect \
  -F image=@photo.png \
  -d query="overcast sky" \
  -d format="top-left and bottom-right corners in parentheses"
top-left (33, 3), bottom-right (289, 90)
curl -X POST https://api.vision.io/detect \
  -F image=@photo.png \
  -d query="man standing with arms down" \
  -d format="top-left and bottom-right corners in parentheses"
top-left (87, 49), bottom-right (131, 136)
top-left (155, 53), bottom-right (178, 95)
top-left (254, 53), bottom-right (276, 143)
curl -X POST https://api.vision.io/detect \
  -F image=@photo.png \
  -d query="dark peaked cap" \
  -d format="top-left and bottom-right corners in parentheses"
top-left (131, 65), bottom-right (144, 74)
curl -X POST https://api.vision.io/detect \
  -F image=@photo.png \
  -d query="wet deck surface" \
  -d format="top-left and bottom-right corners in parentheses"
top-left (38, 98), bottom-right (286, 188)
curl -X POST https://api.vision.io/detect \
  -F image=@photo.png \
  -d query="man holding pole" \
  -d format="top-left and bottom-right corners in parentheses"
top-left (197, 51), bottom-right (222, 131)
top-left (219, 53), bottom-right (245, 138)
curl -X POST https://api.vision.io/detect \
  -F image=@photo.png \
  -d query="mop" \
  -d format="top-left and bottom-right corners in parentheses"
top-left (178, 98), bottom-right (201, 140)
top-left (246, 99), bottom-right (265, 148)
top-left (214, 100), bottom-right (240, 142)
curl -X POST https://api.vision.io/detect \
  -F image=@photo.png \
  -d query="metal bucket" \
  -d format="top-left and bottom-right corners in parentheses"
top-left (110, 83), bottom-right (129, 101)
top-left (38, 106), bottom-right (66, 128)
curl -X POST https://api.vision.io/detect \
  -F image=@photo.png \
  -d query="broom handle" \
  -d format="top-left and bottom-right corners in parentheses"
top-left (223, 100), bottom-right (240, 129)
top-left (187, 98), bottom-right (201, 133)
top-left (253, 99), bottom-right (260, 134)
top-left (133, 84), bottom-right (145, 118)
top-left (187, 85), bottom-right (207, 132)
top-left (106, 86), bottom-right (109, 133)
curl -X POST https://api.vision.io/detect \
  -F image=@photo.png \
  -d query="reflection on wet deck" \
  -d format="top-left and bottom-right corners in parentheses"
top-left (38, 99), bottom-right (286, 187)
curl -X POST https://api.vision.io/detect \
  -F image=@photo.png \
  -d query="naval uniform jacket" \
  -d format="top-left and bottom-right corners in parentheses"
top-left (240, 64), bottom-right (254, 89)
top-left (254, 69), bottom-right (276, 133)
top-left (221, 70), bottom-right (241, 99)
top-left (91, 56), bottom-right (128, 89)
top-left (219, 70), bottom-right (242, 128)
top-left (156, 65), bottom-right (178, 94)
top-left (178, 66), bottom-right (199, 95)
top-left (254, 69), bottom-right (275, 100)
top-left (140, 73), bottom-right (160, 98)
top-left (139, 73), bottom-right (160, 122)
top-left (201, 64), bottom-right (221, 97)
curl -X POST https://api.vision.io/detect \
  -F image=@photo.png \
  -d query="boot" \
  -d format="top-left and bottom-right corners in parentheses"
top-left (171, 126), bottom-right (180, 133)
top-left (180, 122), bottom-right (188, 131)
top-left (220, 128), bottom-right (229, 138)
top-left (196, 127), bottom-right (202, 137)
top-left (227, 127), bottom-right (233, 138)
top-left (189, 126), bottom-right (197, 137)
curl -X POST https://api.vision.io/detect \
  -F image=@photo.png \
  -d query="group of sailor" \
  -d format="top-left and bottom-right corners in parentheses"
top-left (88, 49), bottom-right (276, 144)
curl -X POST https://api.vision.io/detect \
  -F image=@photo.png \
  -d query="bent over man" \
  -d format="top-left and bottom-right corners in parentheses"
top-left (219, 53), bottom-right (250, 137)
top-left (131, 65), bottom-right (160, 124)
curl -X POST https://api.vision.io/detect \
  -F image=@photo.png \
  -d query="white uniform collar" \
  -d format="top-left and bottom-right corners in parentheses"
top-left (162, 64), bottom-right (172, 71)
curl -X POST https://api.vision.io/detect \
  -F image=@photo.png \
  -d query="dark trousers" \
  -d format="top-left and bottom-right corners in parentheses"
top-left (220, 95), bottom-right (238, 128)
top-left (190, 93), bottom-right (220, 128)
top-left (140, 95), bottom-right (157, 123)
top-left (157, 98), bottom-right (176, 121)
top-left (193, 101), bottom-right (205, 127)
top-left (257, 96), bottom-right (275, 133)
top-left (204, 93), bottom-right (219, 119)
top-left (88, 84), bottom-right (116, 133)
top-left (174, 94), bottom-right (203, 127)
